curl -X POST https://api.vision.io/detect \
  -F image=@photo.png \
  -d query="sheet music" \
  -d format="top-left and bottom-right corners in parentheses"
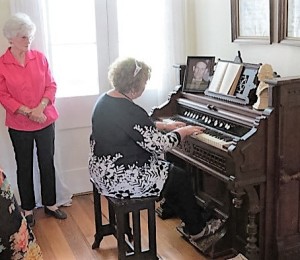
top-left (218, 63), bottom-right (243, 95)
top-left (208, 61), bottom-right (243, 95)
top-left (208, 61), bottom-right (228, 92)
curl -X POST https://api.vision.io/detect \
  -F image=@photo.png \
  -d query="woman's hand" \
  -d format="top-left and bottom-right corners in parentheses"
top-left (17, 105), bottom-right (32, 117)
top-left (28, 105), bottom-right (47, 124)
top-left (174, 125), bottom-right (205, 140)
top-left (28, 112), bottom-right (47, 124)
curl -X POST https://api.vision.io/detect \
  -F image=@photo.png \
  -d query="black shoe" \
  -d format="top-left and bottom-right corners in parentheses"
top-left (44, 207), bottom-right (67, 219)
top-left (25, 214), bottom-right (35, 228)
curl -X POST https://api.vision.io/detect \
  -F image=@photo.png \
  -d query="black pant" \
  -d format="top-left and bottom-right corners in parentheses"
top-left (8, 124), bottom-right (56, 210)
top-left (161, 165), bottom-right (206, 235)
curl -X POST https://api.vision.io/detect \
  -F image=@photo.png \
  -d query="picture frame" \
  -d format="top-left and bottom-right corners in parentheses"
top-left (231, 0), bottom-right (273, 44)
top-left (278, 0), bottom-right (300, 46)
top-left (182, 56), bottom-right (215, 93)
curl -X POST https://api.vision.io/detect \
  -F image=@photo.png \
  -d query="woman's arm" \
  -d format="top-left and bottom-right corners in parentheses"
top-left (155, 120), bottom-right (186, 131)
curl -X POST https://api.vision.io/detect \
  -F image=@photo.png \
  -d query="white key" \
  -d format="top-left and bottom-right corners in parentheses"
top-left (192, 133), bottom-right (232, 150)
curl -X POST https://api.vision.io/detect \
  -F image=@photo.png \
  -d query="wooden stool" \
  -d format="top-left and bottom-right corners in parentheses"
top-left (91, 182), bottom-right (159, 260)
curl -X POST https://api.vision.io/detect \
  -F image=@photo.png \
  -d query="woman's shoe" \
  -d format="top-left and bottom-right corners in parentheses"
top-left (44, 207), bottom-right (67, 219)
top-left (25, 214), bottom-right (35, 228)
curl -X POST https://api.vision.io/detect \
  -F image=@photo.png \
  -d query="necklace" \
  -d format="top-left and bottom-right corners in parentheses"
top-left (119, 91), bottom-right (132, 101)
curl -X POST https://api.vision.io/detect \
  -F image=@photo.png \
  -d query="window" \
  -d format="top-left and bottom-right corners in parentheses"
top-left (45, 0), bottom-right (99, 98)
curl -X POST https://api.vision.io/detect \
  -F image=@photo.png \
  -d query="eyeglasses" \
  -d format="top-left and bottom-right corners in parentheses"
top-left (133, 60), bottom-right (142, 77)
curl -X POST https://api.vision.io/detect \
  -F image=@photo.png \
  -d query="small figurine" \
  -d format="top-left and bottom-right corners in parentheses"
top-left (253, 64), bottom-right (274, 110)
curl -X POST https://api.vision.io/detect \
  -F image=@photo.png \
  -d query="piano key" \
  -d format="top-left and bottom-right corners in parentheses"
top-left (192, 132), bottom-right (233, 151)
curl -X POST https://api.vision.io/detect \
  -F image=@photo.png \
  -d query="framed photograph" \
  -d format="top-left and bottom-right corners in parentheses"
top-left (182, 56), bottom-right (215, 93)
top-left (231, 0), bottom-right (273, 44)
top-left (278, 0), bottom-right (300, 46)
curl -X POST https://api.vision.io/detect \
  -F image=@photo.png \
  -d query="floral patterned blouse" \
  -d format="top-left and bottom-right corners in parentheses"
top-left (89, 94), bottom-right (181, 199)
top-left (0, 169), bottom-right (42, 259)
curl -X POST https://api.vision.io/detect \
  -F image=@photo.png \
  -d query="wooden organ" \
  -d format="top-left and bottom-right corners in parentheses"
top-left (150, 62), bottom-right (300, 260)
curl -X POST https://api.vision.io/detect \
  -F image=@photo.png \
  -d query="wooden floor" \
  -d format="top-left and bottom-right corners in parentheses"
top-left (32, 194), bottom-right (224, 260)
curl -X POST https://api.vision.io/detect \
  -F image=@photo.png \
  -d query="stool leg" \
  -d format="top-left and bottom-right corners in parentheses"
top-left (115, 208), bottom-right (128, 260)
top-left (108, 202), bottom-right (116, 226)
top-left (124, 213), bottom-right (133, 242)
top-left (132, 210), bottom-right (142, 255)
top-left (92, 185), bottom-right (103, 249)
top-left (108, 204), bottom-right (133, 242)
top-left (148, 202), bottom-right (158, 259)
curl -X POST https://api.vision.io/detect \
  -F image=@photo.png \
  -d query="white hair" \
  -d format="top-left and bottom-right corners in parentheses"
top-left (3, 13), bottom-right (36, 40)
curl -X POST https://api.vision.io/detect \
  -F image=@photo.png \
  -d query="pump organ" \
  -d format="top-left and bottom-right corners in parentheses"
top-left (150, 63), bottom-right (300, 260)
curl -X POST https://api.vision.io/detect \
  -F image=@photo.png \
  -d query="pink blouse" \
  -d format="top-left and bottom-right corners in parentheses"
top-left (0, 48), bottom-right (58, 131)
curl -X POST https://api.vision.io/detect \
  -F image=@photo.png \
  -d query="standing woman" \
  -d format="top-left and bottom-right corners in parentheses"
top-left (0, 13), bottom-right (67, 227)
top-left (89, 57), bottom-right (223, 241)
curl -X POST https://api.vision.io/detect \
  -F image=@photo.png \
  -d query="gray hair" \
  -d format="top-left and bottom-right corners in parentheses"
top-left (108, 57), bottom-right (151, 93)
top-left (3, 13), bottom-right (36, 40)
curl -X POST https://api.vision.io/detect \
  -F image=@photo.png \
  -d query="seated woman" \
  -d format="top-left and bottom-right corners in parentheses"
top-left (0, 168), bottom-right (42, 259)
top-left (88, 57), bottom-right (223, 240)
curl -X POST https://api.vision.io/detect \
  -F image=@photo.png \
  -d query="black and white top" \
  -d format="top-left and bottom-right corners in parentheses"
top-left (89, 93), bottom-right (181, 199)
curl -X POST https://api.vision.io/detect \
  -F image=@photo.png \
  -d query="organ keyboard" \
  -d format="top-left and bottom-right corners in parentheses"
top-left (151, 63), bottom-right (300, 260)
top-left (163, 118), bottom-right (233, 151)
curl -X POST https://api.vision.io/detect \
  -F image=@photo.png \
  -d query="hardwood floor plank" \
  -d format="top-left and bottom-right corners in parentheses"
top-left (66, 196), bottom-right (95, 238)
top-left (36, 216), bottom-right (76, 259)
top-left (56, 212), bottom-right (96, 259)
top-left (33, 217), bottom-right (56, 260)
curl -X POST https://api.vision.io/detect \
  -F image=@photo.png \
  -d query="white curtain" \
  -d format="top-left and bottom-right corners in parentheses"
top-left (10, 0), bottom-right (49, 56)
top-left (115, 0), bottom-right (188, 105)
top-left (159, 0), bottom-right (188, 101)
top-left (9, 0), bottom-right (72, 207)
